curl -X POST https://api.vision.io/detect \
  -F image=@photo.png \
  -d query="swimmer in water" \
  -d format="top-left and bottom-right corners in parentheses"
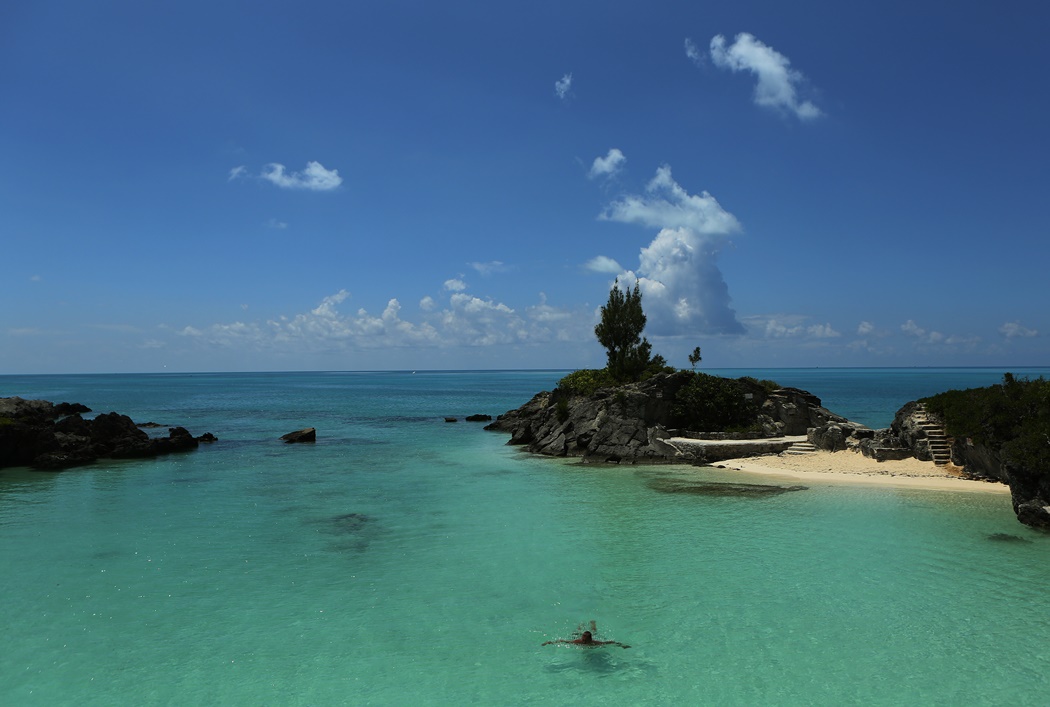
top-left (542, 622), bottom-right (630, 649)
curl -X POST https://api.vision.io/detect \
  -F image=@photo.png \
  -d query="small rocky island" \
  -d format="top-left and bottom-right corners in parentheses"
top-left (486, 370), bottom-right (848, 464)
top-left (0, 396), bottom-right (214, 471)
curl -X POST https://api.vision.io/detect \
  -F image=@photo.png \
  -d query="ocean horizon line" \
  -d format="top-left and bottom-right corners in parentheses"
top-left (3, 365), bottom-right (1049, 379)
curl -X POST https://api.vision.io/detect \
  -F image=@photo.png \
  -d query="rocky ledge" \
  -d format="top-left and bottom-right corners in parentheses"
top-left (0, 396), bottom-right (214, 471)
top-left (485, 371), bottom-right (851, 464)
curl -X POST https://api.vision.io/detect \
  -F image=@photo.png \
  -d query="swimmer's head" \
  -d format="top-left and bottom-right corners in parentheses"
top-left (581, 631), bottom-right (593, 642)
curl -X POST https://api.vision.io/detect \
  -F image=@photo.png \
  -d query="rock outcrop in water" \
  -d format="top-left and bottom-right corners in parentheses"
top-left (0, 396), bottom-right (212, 471)
top-left (280, 427), bottom-right (316, 443)
top-left (485, 371), bottom-right (850, 464)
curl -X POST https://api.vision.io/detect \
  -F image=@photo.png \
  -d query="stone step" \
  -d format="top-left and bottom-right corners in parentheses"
top-left (784, 441), bottom-right (817, 455)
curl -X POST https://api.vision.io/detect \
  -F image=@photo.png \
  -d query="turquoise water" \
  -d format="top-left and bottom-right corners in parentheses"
top-left (2, 368), bottom-right (1049, 705)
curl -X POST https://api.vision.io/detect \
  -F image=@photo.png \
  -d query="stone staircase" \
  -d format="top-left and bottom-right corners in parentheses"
top-left (783, 440), bottom-right (817, 456)
top-left (915, 403), bottom-right (952, 466)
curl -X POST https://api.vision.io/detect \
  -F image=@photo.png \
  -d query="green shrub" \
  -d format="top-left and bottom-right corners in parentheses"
top-left (557, 368), bottom-right (618, 396)
top-left (672, 372), bottom-right (759, 432)
top-left (555, 398), bottom-right (570, 423)
top-left (739, 373), bottom-right (781, 390)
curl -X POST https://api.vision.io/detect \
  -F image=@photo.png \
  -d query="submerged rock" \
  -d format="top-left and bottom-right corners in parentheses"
top-left (329, 512), bottom-right (372, 534)
top-left (986, 532), bottom-right (1032, 543)
top-left (646, 478), bottom-right (808, 497)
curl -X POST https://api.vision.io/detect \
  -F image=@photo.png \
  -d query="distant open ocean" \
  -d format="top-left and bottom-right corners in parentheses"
top-left (2, 368), bottom-right (1049, 705)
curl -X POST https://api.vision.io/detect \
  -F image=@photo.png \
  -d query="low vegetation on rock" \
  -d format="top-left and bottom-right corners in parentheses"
top-left (923, 374), bottom-right (1050, 474)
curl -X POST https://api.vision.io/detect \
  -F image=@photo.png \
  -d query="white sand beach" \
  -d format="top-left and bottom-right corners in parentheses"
top-left (713, 450), bottom-right (1010, 494)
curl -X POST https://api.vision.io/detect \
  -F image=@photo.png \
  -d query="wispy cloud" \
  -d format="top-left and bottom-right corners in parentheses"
top-left (709, 32), bottom-right (821, 120)
top-left (228, 165), bottom-right (247, 181)
top-left (588, 148), bottom-right (626, 180)
top-left (857, 321), bottom-right (875, 336)
top-left (1000, 321), bottom-right (1038, 338)
top-left (600, 165), bottom-right (744, 335)
top-left (555, 73), bottom-right (573, 100)
top-left (469, 261), bottom-right (508, 276)
top-left (684, 38), bottom-right (704, 67)
top-left (444, 278), bottom-right (467, 292)
top-left (265, 218), bottom-right (288, 230)
top-left (261, 161), bottom-right (342, 191)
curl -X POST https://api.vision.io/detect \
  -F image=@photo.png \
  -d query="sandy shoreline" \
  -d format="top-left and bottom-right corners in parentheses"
top-left (712, 450), bottom-right (1010, 494)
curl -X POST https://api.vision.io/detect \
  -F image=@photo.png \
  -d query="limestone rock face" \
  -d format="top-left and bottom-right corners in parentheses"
top-left (486, 372), bottom-right (852, 464)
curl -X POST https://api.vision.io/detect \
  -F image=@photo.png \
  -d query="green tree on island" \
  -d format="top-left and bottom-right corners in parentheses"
top-left (688, 346), bottom-right (702, 370)
top-left (595, 280), bottom-right (660, 382)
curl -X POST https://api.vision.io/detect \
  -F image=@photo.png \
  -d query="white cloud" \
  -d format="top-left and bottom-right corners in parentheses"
top-left (555, 73), bottom-right (573, 100)
top-left (444, 278), bottom-right (467, 292)
top-left (857, 321), bottom-right (875, 336)
top-left (265, 218), bottom-right (288, 230)
top-left (181, 286), bottom-right (596, 356)
top-left (901, 319), bottom-right (939, 342)
top-left (228, 165), bottom-right (247, 181)
top-left (684, 38), bottom-right (704, 67)
top-left (1000, 321), bottom-right (1038, 338)
top-left (807, 323), bottom-right (841, 338)
top-left (901, 319), bottom-right (980, 348)
top-left (745, 315), bottom-right (840, 339)
top-left (601, 165), bottom-right (744, 335)
top-left (584, 255), bottom-right (623, 274)
top-left (709, 32), bottom-right (821, 120)
top-left (261, 161), bottom-right (342, 191)
top-left (601, 165), bottom-right (742, 235)
top-left (469, 261), bottom-right (507, 276)
top-left (589, 148), bottom-right (626, 179)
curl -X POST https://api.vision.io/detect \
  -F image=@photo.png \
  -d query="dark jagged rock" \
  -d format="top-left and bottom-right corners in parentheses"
top-left (280, 427), bottom-right (316, 443)
top-left (465, 414), bottom-right (492, 422)
top-left (444, 417), bottom-right (458, 423)
top-left (54, 402), bottom-right (91, 416)
top-left (197, 432), bottom-right (218, 443)
top-left (0, 396), bottom-right (212, 471)
top-left (486, 371), bottom-right (850, 464)
top-left (137, 421), bottom-right (165, 428)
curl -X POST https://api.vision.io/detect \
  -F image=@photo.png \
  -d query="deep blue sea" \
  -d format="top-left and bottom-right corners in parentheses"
top-left (2, 368), bottom-right (1049, 705)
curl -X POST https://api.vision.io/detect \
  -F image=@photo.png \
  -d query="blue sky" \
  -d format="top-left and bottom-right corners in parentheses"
top-left (3, 0), bottom-right (1047, 373)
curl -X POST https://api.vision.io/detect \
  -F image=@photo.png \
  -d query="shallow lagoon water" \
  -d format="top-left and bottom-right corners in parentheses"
top-left (2, 369), bottom-right (1049, 705)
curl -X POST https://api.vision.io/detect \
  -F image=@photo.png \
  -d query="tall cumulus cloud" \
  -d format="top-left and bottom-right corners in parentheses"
top-left (598, 164), bottom-right (745, 335)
